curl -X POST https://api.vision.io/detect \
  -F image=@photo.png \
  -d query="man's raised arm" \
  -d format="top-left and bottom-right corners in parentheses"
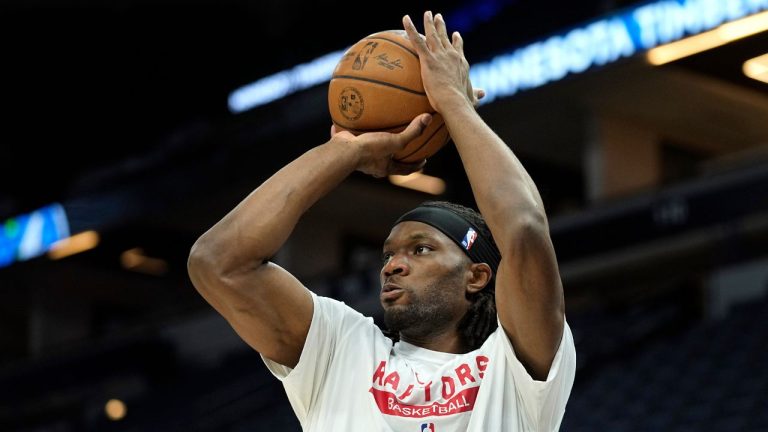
top-left (404, 12), bottom-right (564, 380)
top-left (187, 116), bottom-right (431, 368)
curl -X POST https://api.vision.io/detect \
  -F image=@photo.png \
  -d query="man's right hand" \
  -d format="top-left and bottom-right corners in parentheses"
top-left (330, 113), bottom-right (432, 178)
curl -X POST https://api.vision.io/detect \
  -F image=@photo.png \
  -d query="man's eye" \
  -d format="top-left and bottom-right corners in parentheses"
top-left (415, 245), bottom-right (432, 254)
top-left (382, 252), bottom-right (393, 263)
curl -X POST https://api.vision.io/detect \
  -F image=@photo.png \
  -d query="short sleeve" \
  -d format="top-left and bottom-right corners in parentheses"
top-left (494, 319), bottom-right (577, 431)
top-left (260, 293), bottom-right (375, 425)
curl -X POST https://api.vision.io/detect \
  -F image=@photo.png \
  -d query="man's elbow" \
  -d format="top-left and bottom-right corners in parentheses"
top-left (499, 209), bottom-right (550, 249)
top-left (188, 235), bottom-right (232, 283)
top-left (189, 232), bottom-right (263, 278)
top-left (187, 237), bottom-right (220, 293)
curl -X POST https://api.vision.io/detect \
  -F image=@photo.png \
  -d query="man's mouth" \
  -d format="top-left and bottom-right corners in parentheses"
top-left (381, 282), bottom-right (405, 301)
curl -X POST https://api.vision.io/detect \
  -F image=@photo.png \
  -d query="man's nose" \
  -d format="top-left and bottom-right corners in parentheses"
top-left (383, 255), bottom-right (410, 277)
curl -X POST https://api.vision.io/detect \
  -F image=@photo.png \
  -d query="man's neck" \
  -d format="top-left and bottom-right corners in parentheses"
top-left (400, 329), bottom-right (467, 354)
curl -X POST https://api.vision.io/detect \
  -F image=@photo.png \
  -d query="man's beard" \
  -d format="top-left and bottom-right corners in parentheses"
top-left (383, 265), bottom-right (465, 340)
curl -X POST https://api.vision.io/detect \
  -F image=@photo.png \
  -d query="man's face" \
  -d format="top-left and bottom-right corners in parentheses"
top-left (380, 221), bottom-right (472, 338)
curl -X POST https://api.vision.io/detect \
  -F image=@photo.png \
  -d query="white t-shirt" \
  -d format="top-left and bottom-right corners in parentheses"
top-left (262, 293), bottom-right (576, 431)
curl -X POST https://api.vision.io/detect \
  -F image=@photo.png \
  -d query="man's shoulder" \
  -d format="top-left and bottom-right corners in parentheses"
top-left (314, 294), bottom-right (382, 330)
top-left (315, 294), bottom-right (369, 316)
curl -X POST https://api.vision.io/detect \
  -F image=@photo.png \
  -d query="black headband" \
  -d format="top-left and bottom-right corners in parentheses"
top-left (393, 205), bottom-right (501, 272)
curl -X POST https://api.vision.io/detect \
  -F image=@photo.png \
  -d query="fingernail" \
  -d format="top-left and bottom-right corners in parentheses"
top-left (435, 13), bottom-right (442, 20)
top-left (422, 114), bottom-right (433, 127)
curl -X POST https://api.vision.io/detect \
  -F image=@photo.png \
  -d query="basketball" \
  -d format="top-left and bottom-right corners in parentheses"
top-left (328, 30), bottom-right (450, 163)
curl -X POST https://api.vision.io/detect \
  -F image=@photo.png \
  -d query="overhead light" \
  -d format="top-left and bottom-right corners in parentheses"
top-left (646, 31), bottom-right (722, 65)
top-left (647, 10), bottom-right (768, 65)
top-left (120, 248), bottom-right (168, 276)
top-left (389, 171), bottom-right (446, 195)
top-left (47, 230), bottom-right (100, 260)
top-left (104, 398), bottom-right (127, 421)
top-left (719, 10), bottom-right (768, 40)
top-left (744, 53), bottom-right (768, 83)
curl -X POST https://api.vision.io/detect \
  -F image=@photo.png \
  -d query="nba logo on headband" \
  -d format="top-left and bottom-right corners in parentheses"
top-left (461, 227), bottom-right (478, 251)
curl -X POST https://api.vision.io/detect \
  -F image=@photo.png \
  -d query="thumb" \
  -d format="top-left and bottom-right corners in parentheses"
top-left (397, 113), bottom-right (432, 144)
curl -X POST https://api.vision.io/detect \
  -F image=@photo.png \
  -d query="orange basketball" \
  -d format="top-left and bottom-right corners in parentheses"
top-left (328, 30), bottom-right (450, 163)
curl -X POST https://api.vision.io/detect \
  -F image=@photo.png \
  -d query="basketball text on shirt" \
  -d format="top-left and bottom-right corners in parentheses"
top-left (369, 355), bottom-right (489, 418)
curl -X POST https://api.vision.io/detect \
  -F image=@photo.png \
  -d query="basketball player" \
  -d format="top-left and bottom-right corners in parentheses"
top-left (188, 11), bottom-right (575, 431)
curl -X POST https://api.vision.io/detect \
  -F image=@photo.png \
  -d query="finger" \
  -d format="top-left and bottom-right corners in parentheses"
top-left (434, 13), bottom-right (451, 49)
top-left (396, 113), bottom-right (432, 145)
top-left (334, 130), bottom-right (356, 140)
top-left (390, 160), bottom-right (427, 176)
top-left (452, 31), bottom-right (464, 57)
top-left (471, 88), bottom-right (485, 108)
top-left (332, 124), bottom-right (356, 139)
top-left (423, 11), bottom-right (442, 50)
top-left (403, 15), bottom-right (428, 54)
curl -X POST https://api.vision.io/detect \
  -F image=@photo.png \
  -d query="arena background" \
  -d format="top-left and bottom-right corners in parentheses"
top-left (2, 0), bottom-right (768, 430)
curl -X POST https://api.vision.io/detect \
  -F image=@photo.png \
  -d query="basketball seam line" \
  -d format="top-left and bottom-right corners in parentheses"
top-left (365, 36), bottom-right (419, 59)
top-left (330, 75), bottom-right (426, 96)
top-left (336, 122), bottom-right (408, 133)
top-left (334, 111), bottom-right (437, 132)
top-left (397, 122), bottom-right (447, 160)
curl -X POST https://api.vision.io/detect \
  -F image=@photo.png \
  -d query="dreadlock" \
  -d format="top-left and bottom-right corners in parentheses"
top-left (384, 200), bottom-right (500, 352)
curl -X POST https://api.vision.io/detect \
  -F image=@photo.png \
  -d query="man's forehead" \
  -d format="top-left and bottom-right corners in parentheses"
top-left (383, 221), bottom-right (450, 246)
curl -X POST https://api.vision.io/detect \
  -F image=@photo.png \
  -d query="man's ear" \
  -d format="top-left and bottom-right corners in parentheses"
top-left (467, 263), bottom-right (492, 294)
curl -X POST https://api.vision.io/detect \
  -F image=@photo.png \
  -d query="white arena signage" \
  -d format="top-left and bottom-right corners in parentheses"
top-left (229, 0), bottom-right (768, 112)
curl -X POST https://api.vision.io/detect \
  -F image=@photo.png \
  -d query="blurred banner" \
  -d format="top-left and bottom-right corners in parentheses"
top-left (0, 203), bottom-right (70, 268)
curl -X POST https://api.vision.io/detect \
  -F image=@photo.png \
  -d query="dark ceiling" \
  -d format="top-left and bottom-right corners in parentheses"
top-left (1, 0), bottom-right (649, 218)
top-left (1, 0), bottom-right (766, 275)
